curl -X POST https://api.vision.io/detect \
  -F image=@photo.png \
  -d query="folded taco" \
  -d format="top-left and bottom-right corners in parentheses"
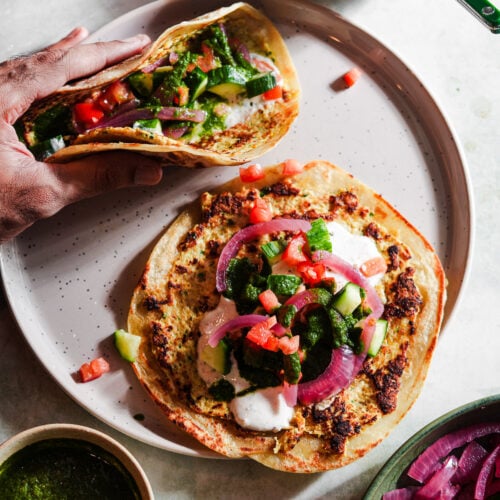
top-left (16, 3), bottom-right (300, 166)
top-left (127, 159), bottom-right (447, 472)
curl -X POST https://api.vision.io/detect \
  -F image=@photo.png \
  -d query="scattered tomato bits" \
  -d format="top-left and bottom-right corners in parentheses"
top-left (282, 158), bottom-right (304, 176)
top-left (249, 198), bottom-right (273, 224)
top-left (343, 67), bottom-right (362, 88)
top-left (78, 357), bottom-right (110, 383)
top-left (239, 163), bottom-right (265, 183)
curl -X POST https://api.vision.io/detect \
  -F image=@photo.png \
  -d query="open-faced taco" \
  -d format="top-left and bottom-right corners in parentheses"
top-left (127, 159), bottom-right (446, 472)
top-left (16, 3), bottom-right (300, 167)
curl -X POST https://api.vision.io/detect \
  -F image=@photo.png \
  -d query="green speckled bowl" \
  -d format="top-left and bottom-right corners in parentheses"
top-left (364, 394), bottom-right (500, 499)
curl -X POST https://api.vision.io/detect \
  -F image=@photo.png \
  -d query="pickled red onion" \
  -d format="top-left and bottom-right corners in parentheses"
top-left (475, 444), bottom-right (500, 500)
top-left (208, 314), bottom-right (267, 348)
top-left (216, 218), bottom-right (311, 292)
top-left (408, 422), bottom-right (500, 483)
top-left (297, 346), bottom-right (355, 405)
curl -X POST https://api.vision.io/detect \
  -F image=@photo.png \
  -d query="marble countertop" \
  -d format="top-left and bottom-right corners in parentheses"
top-left (1, 1), bottom-right (499, 498)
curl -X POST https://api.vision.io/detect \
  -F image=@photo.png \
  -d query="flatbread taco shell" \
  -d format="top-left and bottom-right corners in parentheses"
top-left (128, 160), bottom-right (446, 472)
top-left (18, 3), bottom-right (300, 167)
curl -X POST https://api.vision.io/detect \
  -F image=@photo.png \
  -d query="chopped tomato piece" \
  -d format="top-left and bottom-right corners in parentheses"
top-left (78, 356), bottom-right (110, 383)
top-left (343, 67), bottom-right (362, 87)
top-left (98, 81), bottom-right (133, 111)
top-left (246, 316), bottom-right (277, 349)
top-left (74, 102), bottom-right (104, 128)
top-left (240, 163), bottom-right (265, 183)
top-left (262, 335), bottom-right (280, 352)
top-left (249, 198), bottom-right (273, 224)
top-left (278, 335), bottom-right (300, 355)
top-left (360, 256), bottom-right (387, 277)
top-left (174, 85), bottom-right (190, 106)
top-left (263, 85), bottom-right (283, 100)
top-left (196, 43), bottom-right (217, 72)
top-left (297, 261), bottom-right (326, 286)
top-left (281, 233), bottom-right (308, 266)
top-left (282, 159), bottom-right (304, 176)
top-left (258, 289), bottom-right (281, 313)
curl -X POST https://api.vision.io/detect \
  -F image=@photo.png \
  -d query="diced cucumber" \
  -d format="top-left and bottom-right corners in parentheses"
top-left (128, 71), bottom-right (154, 97)
top-left (284, 352), bottom-right (301, 384)
top-left (367, 319), bottom-right (388, 357)
top-left (114, 329), bottom-right (141, 362)
top-left (245, 72), bottom-right (277, 98)
top-left (133, 118), bottom-right (162, 135)
top-left (184, 66), bottom-right (208, 102)
top-left (333, 282), bottom-right (364, 316)
top-left (207, 66), bottom-right (248, 99)
top-left (152, 66), bottom-right (174, 87)
top-left (30, 135), bottom-right (66, 161)
top-left (261, 240), bottom-right (286, 265)
top-left (200, 338), bottom-right (231, 375)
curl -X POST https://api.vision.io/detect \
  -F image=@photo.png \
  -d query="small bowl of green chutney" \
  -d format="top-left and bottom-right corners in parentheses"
top-left (0, 423), bottom-right (153, 499)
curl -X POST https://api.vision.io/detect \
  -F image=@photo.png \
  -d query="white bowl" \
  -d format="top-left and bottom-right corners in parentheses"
top-left (0, 423), bottom-right (154, 499)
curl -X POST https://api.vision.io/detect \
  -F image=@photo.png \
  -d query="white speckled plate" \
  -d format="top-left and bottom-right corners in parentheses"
top-left (0, 0), bottom-right (473, 457)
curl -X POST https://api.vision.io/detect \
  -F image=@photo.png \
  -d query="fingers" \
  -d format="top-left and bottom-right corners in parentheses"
top-left (44, 26), bottom-right (89, 52)
top-left (0, 32), bottom-right (150, 123)
top-left (50, 152), bottom-right (163, 205)
top-left (60, 34), bottom-right (151, 84)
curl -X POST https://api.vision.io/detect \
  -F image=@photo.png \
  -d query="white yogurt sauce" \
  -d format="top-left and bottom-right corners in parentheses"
top-left (229, 386), bottom-right (294, 432)
top-left (325, 221), bottom-right (384, 289)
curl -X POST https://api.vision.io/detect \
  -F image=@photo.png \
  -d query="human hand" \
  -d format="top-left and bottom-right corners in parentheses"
top-left (0, 27), bottom-right (163, 244)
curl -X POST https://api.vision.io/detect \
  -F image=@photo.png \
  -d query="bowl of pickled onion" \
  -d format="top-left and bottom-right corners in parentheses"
top-left (364, 394), bottom-right (500, 499)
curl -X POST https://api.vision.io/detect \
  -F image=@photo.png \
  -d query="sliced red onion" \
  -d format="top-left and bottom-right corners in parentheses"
top-left (408, 423), bottom-right (500, 483)
top-left (382, 487), bottom-right (419, 500)
top-left (157, 107), bottom-right (206, 122)
top-left (284, 288), bottom-right (323, 311)
top-left (163, 126), bottom-right (189, 139)
top-left (486, 479), bottom-right (500, 497)
top-left (208, 314), bottom-right (267, 348)
top-left (142, 56), bottom-right (170, 73)
top-left (216, 218), bottom-right (311, 293)
top-left (169, 52), bottom-right (179, 65)
top-left (313, 250), bottom-right (384, 354)
top-left (454, 440), bottom-right (488, 484)
top-left (283, 381), bottom-right (298, 408)
top-left (297, 345), bottom-right (355, 405)
top-left (271, 322), bottom-right (288, 337)
top-left (88, 106), bottom-right (206, 131)
top-left (229, 37), bottom-right (251, 62)
top-left (414, 455), bottom-right (458, 499)
top-left (475, 444), bottom-right (500, 500)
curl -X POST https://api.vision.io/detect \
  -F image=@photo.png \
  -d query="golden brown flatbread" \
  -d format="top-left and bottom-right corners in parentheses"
top-left (17, 3), bottom-right (300, 167)
top-left (127, 160), bottom-right (446, 472)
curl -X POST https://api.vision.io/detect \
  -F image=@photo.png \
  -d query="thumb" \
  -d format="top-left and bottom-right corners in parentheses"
top-left (50, 152), bottom-right (163, 205)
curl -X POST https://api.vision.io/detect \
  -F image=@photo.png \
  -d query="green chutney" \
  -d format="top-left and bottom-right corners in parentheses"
top-left (0, 438), bottom-right (141, 499)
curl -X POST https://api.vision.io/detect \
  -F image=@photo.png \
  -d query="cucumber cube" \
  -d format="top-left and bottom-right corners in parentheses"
top-left (114, 329), bottom-right (141, 362)
top-left (200, 338), bottom-right (231, 375)
top-left (367, 319), bottom-right (388, 357)
top-left (333, 282), bottom-right (363, 316)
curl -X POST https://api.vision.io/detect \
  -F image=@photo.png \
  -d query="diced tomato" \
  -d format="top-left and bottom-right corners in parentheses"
top-left (98, 81), bottom-right (133, 111)
top-left (246, 316), bottom-right (277, 350)
top-left (249, 198), bottom-right (273, 224)
top-left (240, 163), bottom-right (265, 183)
top-left (196, 43), bottom-right (217, 72)
top-left (258, 289), bottom-right (281, 313)
top-left (174, 85), bottom-right (190, 106)
top-left (262, 335), bottom-right (280, 352)
top-left (360, 256), bottom-right (387, 277)
top-left (297, 261), bottom-right (326, 286)
top-left (78, 356), bottom-right (110, 383)
top-left (282, 158), bottom-right (304, 176)
top-left (281, 233), bottom-right (308, 266)
top-left (278, 335), bottom-right (300, 355)
top-left (74, 102), bottom-right (104, 128)
top-left (343, 67), bottom-right (362, 87)
top-left (263, 85), bottom-right (283, 101)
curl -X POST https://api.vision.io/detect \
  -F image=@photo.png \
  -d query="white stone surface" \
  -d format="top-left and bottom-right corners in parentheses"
top-left (1, 1), bottom-right (499, 498)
